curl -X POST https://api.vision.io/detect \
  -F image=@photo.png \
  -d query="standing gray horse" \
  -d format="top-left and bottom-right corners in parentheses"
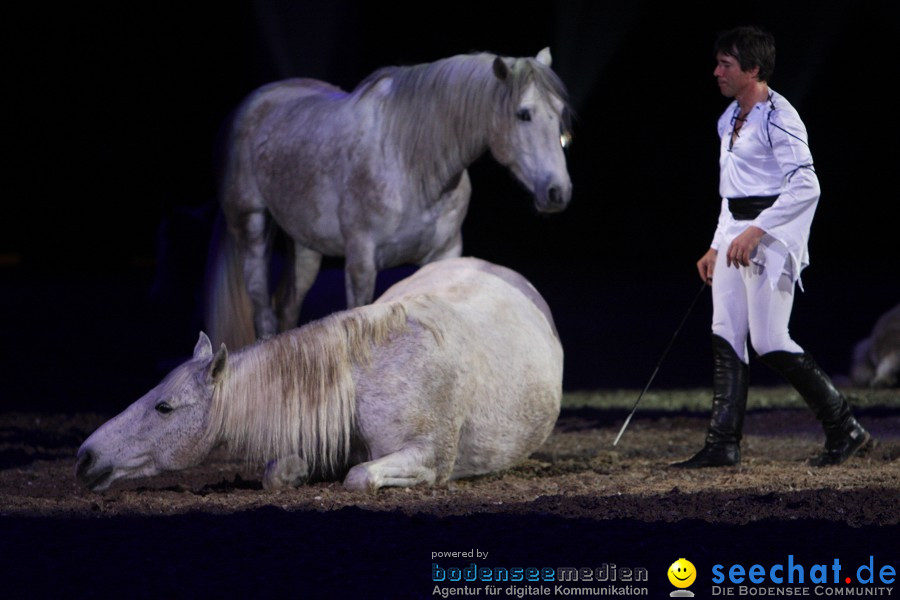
top-left (77, 258), bottom-right (563, 493)
top-left (206, 48), bottom-right (572, 350)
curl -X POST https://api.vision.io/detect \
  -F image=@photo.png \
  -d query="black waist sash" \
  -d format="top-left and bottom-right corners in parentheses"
top-left (728, 195), bottom-right (778, 220)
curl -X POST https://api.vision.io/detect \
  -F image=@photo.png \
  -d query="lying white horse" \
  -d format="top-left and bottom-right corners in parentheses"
top-left (76, 257), bottom-right (563, 492)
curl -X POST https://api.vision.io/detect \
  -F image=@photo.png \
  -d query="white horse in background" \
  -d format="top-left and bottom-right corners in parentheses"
top-left (77, 258), bottom-right (563, 493)
top-left (206, 48), bottom-right (573, 350)
top-left (851, 302), bottom-right (900, 388)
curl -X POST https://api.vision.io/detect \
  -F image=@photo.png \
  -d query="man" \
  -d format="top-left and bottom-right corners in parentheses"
top-left (673, 26), bottom-right (871, 468)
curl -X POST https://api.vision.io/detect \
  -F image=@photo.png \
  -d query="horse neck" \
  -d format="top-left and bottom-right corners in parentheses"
top-left (208, 330), bottom-right (357, 474)
top-left (381, 56), bottom-right (505, 196)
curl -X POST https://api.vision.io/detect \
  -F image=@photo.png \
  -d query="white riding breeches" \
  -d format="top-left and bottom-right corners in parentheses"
top-left (711, 247), bottom-right (804, 363)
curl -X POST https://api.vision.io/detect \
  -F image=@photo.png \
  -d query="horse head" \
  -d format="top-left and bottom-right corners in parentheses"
top-left (489, 48), bottom-right (573, 213)
top-left (75, 333), bottom-right (227, 492)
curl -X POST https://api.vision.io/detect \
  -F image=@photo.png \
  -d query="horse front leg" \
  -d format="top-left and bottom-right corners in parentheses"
top-left (421, 232), bottom-right (462, 265)
top-left (262, 455), bottom-right (309, 490)
top-left (420, 170), bottom-right (469, 264)
top-left (344, 237), bottom-right (378, 308)
top-left (342, 445), bottom-right (444, 492)
top-left (238, 211), bottom-right (277, 339)
top-left (274, 243), bottom-right (322, 333)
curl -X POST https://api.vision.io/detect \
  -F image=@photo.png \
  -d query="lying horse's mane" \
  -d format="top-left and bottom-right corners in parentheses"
top-left (206, 303), bottom-right (411, 475)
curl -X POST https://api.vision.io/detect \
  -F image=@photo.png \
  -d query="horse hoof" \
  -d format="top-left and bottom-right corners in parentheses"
top-left (342, 465), bottom-right (379, 493)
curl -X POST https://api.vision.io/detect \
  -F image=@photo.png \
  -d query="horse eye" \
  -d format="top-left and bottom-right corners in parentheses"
top-left (516, 108), bottom-right (532, 122)
top-left (560, 131), bottom-right (573, 149)
top-left (155, 402), bottom-right (174, 415)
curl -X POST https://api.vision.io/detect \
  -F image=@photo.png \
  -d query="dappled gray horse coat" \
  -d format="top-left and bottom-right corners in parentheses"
top-left (206, 49), bottom-right (572, 350)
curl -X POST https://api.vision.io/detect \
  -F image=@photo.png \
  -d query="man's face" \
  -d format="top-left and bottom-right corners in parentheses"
top-left (713, 52), bottom-right (759, 98)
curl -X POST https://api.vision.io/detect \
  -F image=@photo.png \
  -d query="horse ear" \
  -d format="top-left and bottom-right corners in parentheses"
top-left (194, 332), bottom-right (213, 360)
top-left (536, 47), bottom-right (552, 67)
top-left (207, 344), bottom-right (228, 384)
top-left (372, 76), bottom-right (393, 96)
top-left (492, 56), bottom-right (509, 81)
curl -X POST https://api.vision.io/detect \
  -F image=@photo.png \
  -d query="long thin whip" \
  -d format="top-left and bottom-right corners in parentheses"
top-left (612, 281), bottom-right (708, 446)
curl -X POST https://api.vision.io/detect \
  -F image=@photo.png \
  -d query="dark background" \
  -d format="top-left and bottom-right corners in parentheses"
top-left (4, 1), bottom-right (898, 413)
top-left (2, 4), bottom-right (899, 598)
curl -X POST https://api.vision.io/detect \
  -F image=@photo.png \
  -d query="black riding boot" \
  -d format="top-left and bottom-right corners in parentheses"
top-left (672, 335), bottom-right (748, 468)
top-left (759, 350), bottom-right (871, 467)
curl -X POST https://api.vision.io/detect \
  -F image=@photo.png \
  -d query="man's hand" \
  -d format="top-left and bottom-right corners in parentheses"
top-left (697, 248), bottom-right (717, 283)
top-left (726, 226), bottom-right (765, 267)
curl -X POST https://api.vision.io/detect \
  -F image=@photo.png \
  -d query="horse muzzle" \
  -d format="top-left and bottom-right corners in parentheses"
top-left (75, 448), bottom-right (115, 492)
top-left (534, 179), bottom-right (572, 214)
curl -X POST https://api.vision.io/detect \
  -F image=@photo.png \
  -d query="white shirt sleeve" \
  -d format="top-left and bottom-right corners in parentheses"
top-left (750, 107), bottom-right (820, 237)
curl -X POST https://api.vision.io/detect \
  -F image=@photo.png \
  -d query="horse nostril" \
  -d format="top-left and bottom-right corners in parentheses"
top-left (548, 186), bottom-right (562, 205)
top-left (75, 449), bottom-right (95, 480)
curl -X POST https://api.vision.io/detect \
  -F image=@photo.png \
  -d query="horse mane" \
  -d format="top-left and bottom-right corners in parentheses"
top-left (206, 303), bottom-right (411, 475)
top-left (353, 52), bottom-right (572, 193)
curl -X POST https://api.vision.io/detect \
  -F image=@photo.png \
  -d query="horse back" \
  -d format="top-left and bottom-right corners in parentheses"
top-left (376, 257), bottom-right (559, 341)
top-left (226, 78), bottom-right (348, 148)
top-left (243, 78), bottom-right (345, 110)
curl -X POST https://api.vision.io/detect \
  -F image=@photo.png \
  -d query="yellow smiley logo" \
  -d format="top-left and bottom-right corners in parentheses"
top-left (668, 558), bottom-right (697, 588)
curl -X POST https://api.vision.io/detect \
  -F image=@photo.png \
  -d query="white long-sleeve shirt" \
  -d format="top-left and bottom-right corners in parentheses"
top-left (710, 89), bottom-right (820, 287)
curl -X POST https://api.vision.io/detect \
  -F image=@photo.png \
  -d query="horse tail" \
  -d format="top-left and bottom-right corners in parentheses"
top-left (204, 212), bottom-right (257, 350)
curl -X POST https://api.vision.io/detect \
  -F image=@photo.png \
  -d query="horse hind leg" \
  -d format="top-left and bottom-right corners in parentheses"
top-left (343, 237), bottom-right (378, 308)
top-left (342, 445), bottom-right (448, 492)
top-left (236, 211), bottom-right (278, 339)
top-left (274, 242), bottom-right (322, 333)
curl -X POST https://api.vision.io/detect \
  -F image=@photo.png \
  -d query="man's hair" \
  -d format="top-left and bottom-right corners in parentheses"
top-left (715, 26), bottom-right (776, 82)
